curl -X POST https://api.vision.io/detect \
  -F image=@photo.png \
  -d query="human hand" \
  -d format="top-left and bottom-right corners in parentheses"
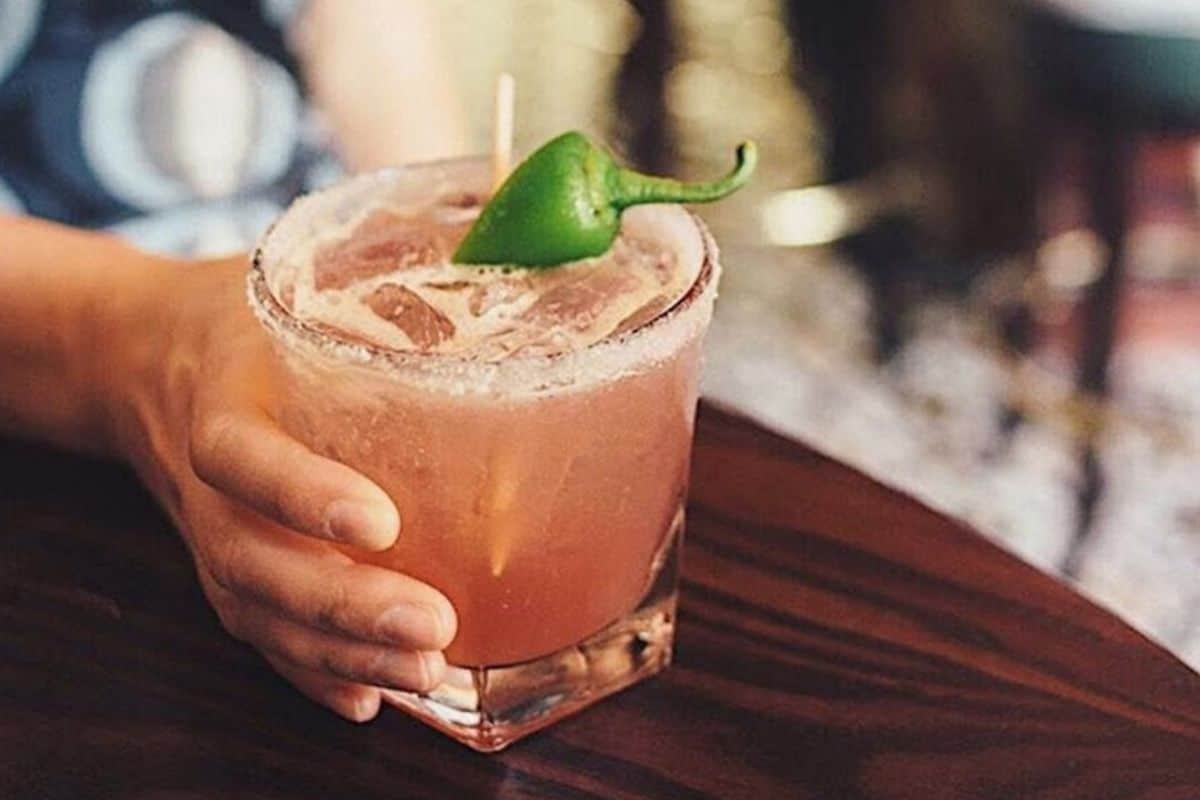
top-left (107, 254), bottom-right (456, 722)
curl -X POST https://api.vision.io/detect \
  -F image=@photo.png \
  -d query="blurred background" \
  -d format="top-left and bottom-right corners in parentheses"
top-left (3, 0), bottom-right (1200, 668)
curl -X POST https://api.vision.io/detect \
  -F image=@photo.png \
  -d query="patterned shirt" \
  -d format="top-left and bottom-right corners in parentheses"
top-left (0, 0), bottom-right (339, 255)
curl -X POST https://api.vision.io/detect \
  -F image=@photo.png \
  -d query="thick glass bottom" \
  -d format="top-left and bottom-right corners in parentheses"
top-left (385, 512), bottom-right (683, 752)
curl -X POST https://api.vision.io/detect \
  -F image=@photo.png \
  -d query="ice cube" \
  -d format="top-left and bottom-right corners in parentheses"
top-left (520, 269), bottom-right (640, 331)
top-left (494, 330), bottom-right (574, 359)
top-left (468, 275), bottom-right (531, 317)
top-left (611, 293), bottom-right (672, 336)
top-left (313, 211), bottom-right (468, 291)
top-left (364, 282), bottom-right (456, 350)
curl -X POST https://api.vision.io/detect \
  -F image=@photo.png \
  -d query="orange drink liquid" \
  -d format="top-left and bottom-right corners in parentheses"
top-left (248, 157), bottom-right (719, 750)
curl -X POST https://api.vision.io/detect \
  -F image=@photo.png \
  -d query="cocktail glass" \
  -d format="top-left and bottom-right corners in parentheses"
top-left (247, 156), bottom-right (720, 751)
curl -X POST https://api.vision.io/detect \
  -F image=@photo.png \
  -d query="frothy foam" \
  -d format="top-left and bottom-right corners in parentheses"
top-left (279, 196), bottom-right (699, 361)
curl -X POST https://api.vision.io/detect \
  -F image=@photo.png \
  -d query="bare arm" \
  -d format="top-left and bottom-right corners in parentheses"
top-left (291, 0), bottom-right (469, 169)
top-left (0, 216), bottom-right (153, 453)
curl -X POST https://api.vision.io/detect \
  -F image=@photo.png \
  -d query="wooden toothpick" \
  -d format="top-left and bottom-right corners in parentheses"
top-left (492, 72), bottom-right (515, 193)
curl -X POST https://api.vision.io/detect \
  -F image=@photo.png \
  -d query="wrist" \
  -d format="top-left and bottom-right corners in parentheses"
top-left (79, 241), bottom-right (178, 460)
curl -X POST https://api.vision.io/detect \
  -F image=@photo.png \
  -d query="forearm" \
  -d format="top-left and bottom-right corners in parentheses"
top-left (0, 215), bottom-right (162, 455)
top-left (292, 0), bottom-right (468, 169)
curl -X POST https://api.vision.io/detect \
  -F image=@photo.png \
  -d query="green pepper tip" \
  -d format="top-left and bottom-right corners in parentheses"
top-left (734, 140), bottom-right (758, 182)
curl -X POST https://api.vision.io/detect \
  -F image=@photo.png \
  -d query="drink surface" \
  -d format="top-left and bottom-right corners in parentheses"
top-left (276, 195), bottom-right (700, 361)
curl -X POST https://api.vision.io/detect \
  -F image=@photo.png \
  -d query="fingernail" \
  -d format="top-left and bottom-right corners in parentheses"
top-left (324, 499), bottom-right (397, 548)
top-left (378, 603), bottom-right (443, 646)
top-left (419, 650), bottom-right (446, 690)
top-left (345, 689), bottom-right (381, 723)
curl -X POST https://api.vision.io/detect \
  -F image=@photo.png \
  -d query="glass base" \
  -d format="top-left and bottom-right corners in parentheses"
top-left (386, 512), bottom-right (683, 752)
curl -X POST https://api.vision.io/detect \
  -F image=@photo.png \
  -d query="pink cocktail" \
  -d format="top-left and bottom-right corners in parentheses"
top-left (248, 157), bottom-right (719, 750)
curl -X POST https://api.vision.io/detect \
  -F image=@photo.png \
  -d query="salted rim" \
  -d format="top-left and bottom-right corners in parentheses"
top-left (246, 157), bottom-right (720, 396)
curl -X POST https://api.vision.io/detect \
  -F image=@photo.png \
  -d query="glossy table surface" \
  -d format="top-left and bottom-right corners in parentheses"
top-left (2, 404), bottom-right (1198, 799)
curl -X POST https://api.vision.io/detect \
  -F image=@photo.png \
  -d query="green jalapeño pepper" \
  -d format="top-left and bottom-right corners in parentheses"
top-left (453, 131), bottom-right (757, 267)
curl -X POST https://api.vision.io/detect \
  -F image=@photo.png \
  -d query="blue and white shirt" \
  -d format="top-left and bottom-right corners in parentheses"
top-left (0, 0), bottom-right (341, 255)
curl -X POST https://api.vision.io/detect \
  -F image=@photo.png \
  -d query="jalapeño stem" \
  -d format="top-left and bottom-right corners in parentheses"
top-left (609, 142), bottom-right (758, 210)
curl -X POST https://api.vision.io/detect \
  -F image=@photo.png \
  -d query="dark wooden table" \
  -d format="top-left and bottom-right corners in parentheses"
top-left (3, 404), bottom-right (1199, 799)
